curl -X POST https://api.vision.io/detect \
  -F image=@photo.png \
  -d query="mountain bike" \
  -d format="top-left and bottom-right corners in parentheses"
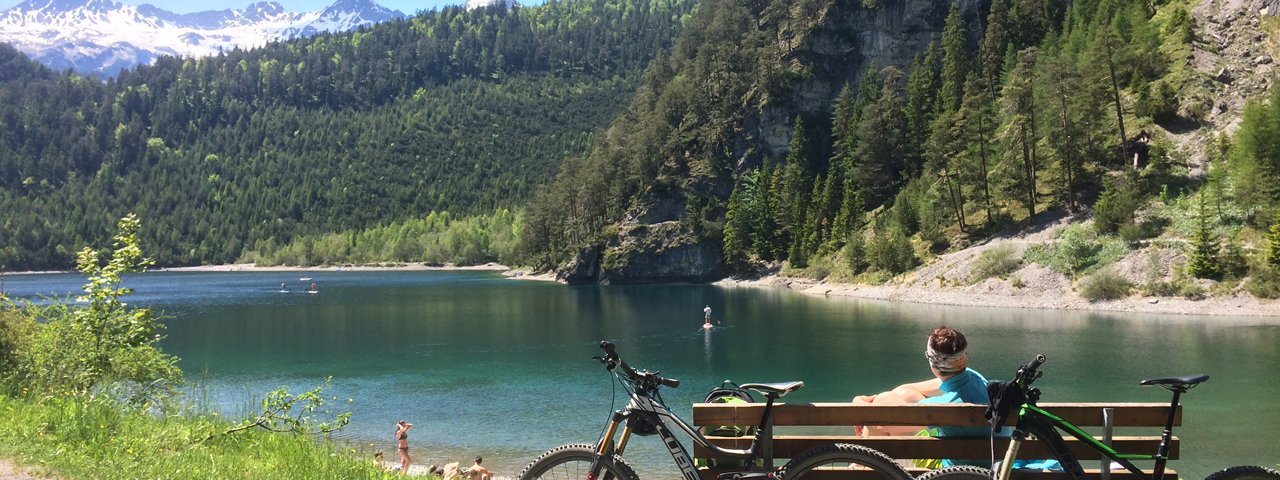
top-left (517, 341), bottom-right (914, 480)
top-left (917, 355), bottom-right (1280, 480)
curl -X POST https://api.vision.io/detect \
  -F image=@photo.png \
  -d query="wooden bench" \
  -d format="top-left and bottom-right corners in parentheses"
top-left (691, 402), bottom-right (1178, 480)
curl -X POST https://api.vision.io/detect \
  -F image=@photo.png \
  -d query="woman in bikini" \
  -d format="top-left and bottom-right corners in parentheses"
top-left (395, 420), bottom-right (414, 474)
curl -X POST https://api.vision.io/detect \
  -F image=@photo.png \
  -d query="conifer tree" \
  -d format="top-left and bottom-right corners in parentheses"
top-left (854, 67), bottom-right (908, 210)
top-left (1188, 194), bottom-right (1222, 280)
top-left (1267, 210), bottom-right (1280, 269)
top-left (994, 48), bottom-right (1040, 218)
top-left (939, 4), bottom-right (969, 114)
top-left (904, 43), bottom-right (942, 177)
top-left (723, 173), bottom-right (754, 266)
top-left (780, 117), bottom-right (812, 252)
top-left (979, 0), bottom-right (1011, 96)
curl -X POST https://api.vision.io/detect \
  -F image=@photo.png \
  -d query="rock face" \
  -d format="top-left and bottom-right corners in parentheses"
top-left (569, 0), bottom-right (983, 285)
top-left (558, 222), bottom-right (724, 284)
top-left (752, 0), bottom-right (985, 156)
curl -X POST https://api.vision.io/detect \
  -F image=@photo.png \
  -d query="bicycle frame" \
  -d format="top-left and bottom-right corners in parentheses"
top-left (994, 391), bottom-right (1181, 480)
top-left (592, 377), bottom-right (781, 480)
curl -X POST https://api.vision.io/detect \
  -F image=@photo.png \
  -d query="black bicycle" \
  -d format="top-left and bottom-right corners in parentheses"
top-left (917, 355), bottom-right (1280, 480)
top-left (517, 341), bottom-right (914, 480)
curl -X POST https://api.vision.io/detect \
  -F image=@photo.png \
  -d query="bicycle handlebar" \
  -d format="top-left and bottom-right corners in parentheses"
top-left (1016, 354), bottom-right (1046, 387)
top-left (599, 341), bottom-right (680, 388)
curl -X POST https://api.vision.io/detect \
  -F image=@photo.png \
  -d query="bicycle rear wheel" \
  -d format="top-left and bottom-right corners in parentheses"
top-left (517, 443), bottom-right (641, 480)
top-left (915, 465), bottom-right (994, 480)
top-left (781, 444), bottom-right (913, 480)
top-left (1205, 465), bottom-right (1280, 480)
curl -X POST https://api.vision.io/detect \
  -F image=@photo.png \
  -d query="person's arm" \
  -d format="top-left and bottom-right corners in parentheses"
top-left (894, 377), bottom-right (943, 398)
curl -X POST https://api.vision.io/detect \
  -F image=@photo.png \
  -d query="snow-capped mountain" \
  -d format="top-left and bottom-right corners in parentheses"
top-left (0, 0), bottom-right (404, 76)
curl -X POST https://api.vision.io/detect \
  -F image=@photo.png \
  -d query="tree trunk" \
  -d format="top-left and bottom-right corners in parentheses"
top-left (1057, 91), bottom-right (1076, 213)
top-left (1104, 31), bottom-right (1129, 169)
top-left (1021, 124), bottom-right (1035, 218)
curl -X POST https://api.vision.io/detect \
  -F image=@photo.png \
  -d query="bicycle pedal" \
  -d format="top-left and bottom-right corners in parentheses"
top-left (716, 472), bottom-right (774, 480)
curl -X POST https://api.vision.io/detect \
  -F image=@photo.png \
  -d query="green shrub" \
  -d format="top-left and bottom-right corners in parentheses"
top-left (1080, 270), bottom-right (1133, 302)
top-left (1246, 267), bottom-right (1280, 299)
top-left (970, 245), bottom-right (1022, 283)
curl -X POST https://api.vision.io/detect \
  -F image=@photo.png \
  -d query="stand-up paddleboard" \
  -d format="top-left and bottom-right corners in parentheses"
top-left (299, 277), bottom-right (312, 281)
top-left (703, 322), bottom-right (712, 329)
top-left (307, 290), bottom-right (319, 294)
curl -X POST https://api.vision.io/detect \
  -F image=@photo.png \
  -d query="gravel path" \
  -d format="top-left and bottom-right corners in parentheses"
top-left (0, 459), bottom-right (49, 480)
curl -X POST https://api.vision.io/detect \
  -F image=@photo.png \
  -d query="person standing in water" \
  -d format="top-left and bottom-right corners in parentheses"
top-left (395, 420), bottom-right (413, 474)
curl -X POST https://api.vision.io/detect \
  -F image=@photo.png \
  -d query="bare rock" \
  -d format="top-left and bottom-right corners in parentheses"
top-left (1258, 55), bottom-right (1274, 65)
top-left (1216, 67), bottom-right (1233, 83)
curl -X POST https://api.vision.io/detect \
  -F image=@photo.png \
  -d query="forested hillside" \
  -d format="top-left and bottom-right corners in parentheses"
top-left (0, 0), bottom-right (696, 270)
top-left (521, 0), bottom-right (1280, 297)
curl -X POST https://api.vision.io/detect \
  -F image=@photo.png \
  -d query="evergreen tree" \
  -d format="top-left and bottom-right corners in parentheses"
top-left (979, 0), bottom-right (1011, 95)
top-left (1267, 210), bottom-right (1280, 269)
top-left (854, 67), bottom-right (908, 209)
top-left (939, 4), bottom-right (969, 114)
top-left (903, 43), bottom-right (942, 177)
top-left (993, 48), bottom-right (1040, 218)
top-left (1188, 194), bottom-right (1222, 280)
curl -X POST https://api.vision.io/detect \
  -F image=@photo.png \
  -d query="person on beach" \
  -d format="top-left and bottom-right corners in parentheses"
top-left (464, 456), bottom-right (493, 480)
top-left (395, 420), bottom-right (413, 474)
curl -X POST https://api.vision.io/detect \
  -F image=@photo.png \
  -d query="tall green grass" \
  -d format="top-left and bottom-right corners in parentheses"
top-left (0, 393), bottom-right (393, 480)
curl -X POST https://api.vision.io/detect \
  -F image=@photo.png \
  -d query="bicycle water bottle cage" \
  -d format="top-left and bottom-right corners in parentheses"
top-left (1140, 374), bottom-right (1209, 392)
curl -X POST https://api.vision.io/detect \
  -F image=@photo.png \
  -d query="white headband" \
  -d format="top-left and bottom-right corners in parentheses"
top-left (925, 344), bottom-right (966, 373)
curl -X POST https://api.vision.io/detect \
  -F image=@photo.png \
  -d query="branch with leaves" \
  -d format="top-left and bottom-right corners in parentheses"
top-left (204, 378), bottom-right (351, 441)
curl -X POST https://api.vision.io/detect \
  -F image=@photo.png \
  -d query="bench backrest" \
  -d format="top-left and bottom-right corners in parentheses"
top-left (691, 402), bottom-right (1179, 479)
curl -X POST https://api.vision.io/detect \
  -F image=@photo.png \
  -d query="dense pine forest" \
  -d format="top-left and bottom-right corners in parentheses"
top-left (0, 0), bottom-right (696, 270)
top-left (518, 0), bottom-right (1280, 297)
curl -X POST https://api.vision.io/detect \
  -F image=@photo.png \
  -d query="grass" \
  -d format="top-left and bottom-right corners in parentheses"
top-left (0, 392), bottom-right (395, 480)
top-left (969, 245), bottom-right (1022, 283)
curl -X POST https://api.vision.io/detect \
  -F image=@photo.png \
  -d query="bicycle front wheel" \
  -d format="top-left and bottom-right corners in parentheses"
top-left (916, 465), bottom-right (995, 480)
top-left (1205, 465), bottom-right (1280, 480)
top-left (781, 444), bottom-right (913, 480)
top-left (517, 443), bottom-right (641, 480)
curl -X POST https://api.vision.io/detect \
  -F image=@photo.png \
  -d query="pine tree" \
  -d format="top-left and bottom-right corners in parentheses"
top-left (904, 43), bottom-right (942, 177)
top-left (1188, 194), bottom-right (1222, 280)
top-left (939, 4), bottom-right (969, 114)
top-left (979, 0), bottom-right (1011, 96)
top-left (993, 48), bottom-right (1040, 219)
top-left (723, 174), bottom-right (753, 266)
top-left (1267, 210), bottom-right (1280, 269)
top-left (854, 67), bottom-right (908, 209)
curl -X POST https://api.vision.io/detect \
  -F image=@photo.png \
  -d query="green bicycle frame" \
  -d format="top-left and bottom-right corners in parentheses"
top-left (995, 403), bottom-right (1169, 480)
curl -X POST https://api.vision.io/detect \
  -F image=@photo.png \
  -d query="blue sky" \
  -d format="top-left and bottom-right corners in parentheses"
top-left (0, 0), bottom-right (469, 15)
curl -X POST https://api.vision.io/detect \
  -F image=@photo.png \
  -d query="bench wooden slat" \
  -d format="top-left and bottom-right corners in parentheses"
top-left (693, 435), bottom-right (1177, 460)
top-left (692, 403), bottom-right (1180, 428)
top-left (698, 467), bottom-right (1175, 480)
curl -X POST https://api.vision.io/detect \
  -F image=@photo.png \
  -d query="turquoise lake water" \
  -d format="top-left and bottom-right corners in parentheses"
top-left (2, 270), bottom-right (1277, 478)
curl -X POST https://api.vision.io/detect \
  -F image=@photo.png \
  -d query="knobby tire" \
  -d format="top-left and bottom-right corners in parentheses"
top-left (915, 465), bottom-right (995, 480)
top-left (781, 444), bottom-right (914, 480)
top-left (517, 444), bottom-right (641, 480)
top-left (1204, 466), bottom-right (1280, 480)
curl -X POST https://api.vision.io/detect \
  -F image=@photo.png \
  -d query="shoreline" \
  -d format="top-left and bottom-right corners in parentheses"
top-left (9, 262), bottom-right (1279, 317)
top-left (713, 274), bottom-right (1280, 318)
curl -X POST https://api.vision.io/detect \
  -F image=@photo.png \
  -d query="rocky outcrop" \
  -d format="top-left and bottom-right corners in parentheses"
top-left (569, 0), bottom-right (986, 285)
top-left (753, 0), bottom-right (985, 156)
top-left (557, 222), bottom-right (724, 284)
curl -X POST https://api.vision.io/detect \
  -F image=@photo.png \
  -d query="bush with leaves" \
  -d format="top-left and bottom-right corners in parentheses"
top-left (970, 245), bottom-right (1022, 283)
top-left (1094, 173), bottom-right (1143, 235)
top-left (207, 378), bottom-right (351, 441)
top-left (1080, 269), bottom-right (1133, 302)
top-left (6, 214), bottom-right (180, 404)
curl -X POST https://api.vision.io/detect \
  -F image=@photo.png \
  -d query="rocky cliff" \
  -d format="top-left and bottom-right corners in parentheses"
top-left (558, 0), bottom-right (986, 284)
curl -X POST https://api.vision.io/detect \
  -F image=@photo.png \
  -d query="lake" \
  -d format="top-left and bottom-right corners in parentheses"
top-left (2, 270), bottom-right (1277, 478)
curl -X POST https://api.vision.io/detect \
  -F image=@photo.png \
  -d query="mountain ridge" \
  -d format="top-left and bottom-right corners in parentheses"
top-left (0, 0), bottom-right (405, 76)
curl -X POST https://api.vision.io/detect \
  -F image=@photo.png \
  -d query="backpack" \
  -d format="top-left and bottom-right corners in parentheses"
top-left (695, 381), bottom-right (758, 468)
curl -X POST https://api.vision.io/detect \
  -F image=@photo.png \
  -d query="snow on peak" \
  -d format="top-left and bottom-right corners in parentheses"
top-left (0, 0), bottom-right (405, 76)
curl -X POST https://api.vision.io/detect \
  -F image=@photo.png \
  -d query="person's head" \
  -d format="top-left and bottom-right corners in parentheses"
top-left (925, 326), bottom-right (968, 377)
top-left (474, 456), bottom-right (483, 465)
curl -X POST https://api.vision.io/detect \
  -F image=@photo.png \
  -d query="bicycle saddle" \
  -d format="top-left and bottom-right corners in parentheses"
top-left (739, 381), bottom-right (804, 397)
top-left (1140, 374), bottom-right (1209, 391)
